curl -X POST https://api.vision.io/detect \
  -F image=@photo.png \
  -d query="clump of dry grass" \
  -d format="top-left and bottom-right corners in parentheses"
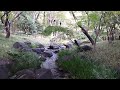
top-left (78, 41), bottom-right (120, 69)
top-left (57, 47), bottom-right (118, 79)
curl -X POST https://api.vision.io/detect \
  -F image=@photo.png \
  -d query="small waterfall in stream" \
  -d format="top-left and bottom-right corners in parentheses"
top-left (40, 50), bottom-right (61, 79)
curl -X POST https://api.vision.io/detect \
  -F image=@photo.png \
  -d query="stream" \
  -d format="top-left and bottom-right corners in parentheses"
top-left (40, 46), bottom-right (65, 79)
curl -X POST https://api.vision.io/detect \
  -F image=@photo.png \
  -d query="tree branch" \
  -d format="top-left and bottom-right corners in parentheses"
top-left (11, 11), bottom-right (23, 22)
top-left (35, 12), bottom-right (40, 21)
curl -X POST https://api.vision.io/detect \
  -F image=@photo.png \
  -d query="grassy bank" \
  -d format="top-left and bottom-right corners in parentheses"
top-left (57, 41), bottom-right (120, 79)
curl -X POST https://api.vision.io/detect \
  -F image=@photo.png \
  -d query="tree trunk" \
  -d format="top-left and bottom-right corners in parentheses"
top-left (43, 11), bottom-right (46, 29)
top-left (85, 11), bottom-right (90, 29)
top-left (94, 12), bottom-right (104, 45)
top-left (35, 12), bottom-right (40, 21)
top-left (70, 11), bottom-right (95, 46)
top-left (78, 25), bottom-right (95, 45)
top-left (5, 11), bottom-right (10, 38)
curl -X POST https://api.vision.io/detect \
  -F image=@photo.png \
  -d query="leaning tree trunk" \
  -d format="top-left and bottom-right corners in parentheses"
top-left (78, 25), bottom-right (95, 45)
top-left (70, 11), bottom-right (95, 46)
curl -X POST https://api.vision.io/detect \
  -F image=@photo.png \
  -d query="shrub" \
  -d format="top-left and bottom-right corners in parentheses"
top-left (42, 26), bottom-right (73, 36)
top-left (35, 21), bottom-right (43, 32)
top-left (17, 15), bottom-right (36, 34)
top-left (58, 49), bottom-right (74, 58)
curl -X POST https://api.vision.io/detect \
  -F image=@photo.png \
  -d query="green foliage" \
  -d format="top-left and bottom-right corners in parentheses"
top-left (56, 11), bottom-right (66, 20)
top-left (57, 49), bottom-right (118, 79)
top-left (77, 12), bottom-right (100, 30)
top-left (42, 26), bottom-right (73, 36)
top-left (16, 13), bottom-right (36, 34)
top-left (58, 49), bottom-right (73, 58)
top-left (34, 21), bottom-right (43, 32)
top-left (16, 12), bottom-right (43, 35)
top-left (17, 19), bottom-right (35, 34)
top-left (8, 50), bottom-right (41, 74)
top-left (0, 34), bottom-right (23, 58)
top-left (77, 21), bottom-right (82, 26)
top-left (88, 12), bottom-right (100, 29)
top-left (0, 11), bottom-right (3, 18)
top-left (0, 22), bottom-right (3, 31)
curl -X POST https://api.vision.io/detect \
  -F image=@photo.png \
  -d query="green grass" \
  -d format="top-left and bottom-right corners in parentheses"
top-left (0, 33), bottom-right (35, 58)
top-left (79, 41), bottom-right (120, 69)
top-left (0, 34), bottom-right (19, 58)
top-left (0, 33), bottom-right (42, 74)
top-left (7, 50), bottom-right (42, 74)
top-left (57, 49), bottom-right (119, 79)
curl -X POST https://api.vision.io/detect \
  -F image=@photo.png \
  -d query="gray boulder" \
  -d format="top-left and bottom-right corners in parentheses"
top-left (35, 43), bottom-right (44, 48)
top-left (59, 45), bottom-right (66, 50)
top-left (24, 41), bottom-right (32, 48)
top-left (63, 43), bottom-right (73, 49)
top-left (53, 50), bottom-right (59, 53)
top-left (10, 68), bottom-right (54, 79)
top-left (42, 51), bottom-right (53, 58)
top-left (48, 45), bottom-right (59, 49)
top-left (13, 42), bottom-right (31, 51)
top-left (10, 69), bottom-right (36, 79)
top-left (80, 45), bottom-right (92, 52)
top-left (0, 65), bottom-right (9, 79)
top-left (0, 58), bottom-right (13, 79)
top-left (35, 68), bottom-right (53, 79)
top-left (32, 48), bottom-right (45, 54)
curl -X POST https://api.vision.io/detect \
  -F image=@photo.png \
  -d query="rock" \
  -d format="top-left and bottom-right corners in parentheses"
top-left (0, 58), bottom-right (13, 79)
top-left (59, 45), bottom-right (66, 50)
top-left (0, 65), bottom-right (9, 79)
top-left (40, 56), bottom-right (46, 61)
top-left (35, 68), bottom-right (53, 79)
top-left (82, 41), bottom-right (90, 44)
top-left (22, 48), bottom-right (32, 52)
top-left (63, 43), bottom-right (72, 49)
top-left (36, 43), bottom-right (44, 48)
top-left (42, 51), bottom-right (53, 58)
top-left (10, 69), bottom-right (36, 79)
top-left (48, 45), bottom-right (59, 49)
top-left (32, 48), bottom-right (45, 54)
top-left (24, 41), bottom-right (32, 48)
top-left (13, 42), bottom-right (31, 51)
top-left (80, 45), bottom-right (92, 51)
top-left (54, 50), bottom-right (59, 53)
top-left (10, 68), bottom-right (54, 79)
top-left (67, 44), bottom-right (73, 48)
top-left (48, 45), bottom-right (54, 49)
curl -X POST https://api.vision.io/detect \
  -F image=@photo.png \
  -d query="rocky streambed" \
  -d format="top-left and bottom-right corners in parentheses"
top-left (0, 40), bottom-right (92, 79)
